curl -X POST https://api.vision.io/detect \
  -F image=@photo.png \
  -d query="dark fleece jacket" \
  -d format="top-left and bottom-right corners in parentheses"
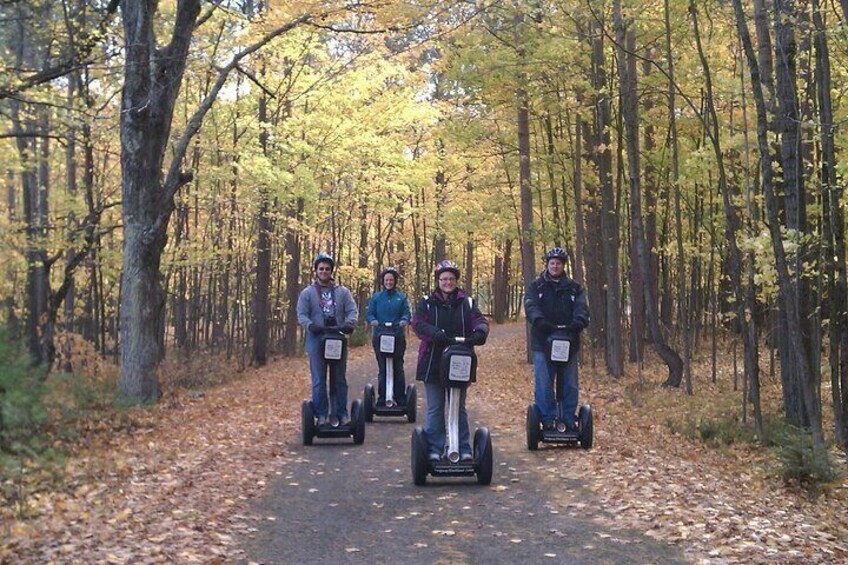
top-left (411, 289), bottom-right (488, 384)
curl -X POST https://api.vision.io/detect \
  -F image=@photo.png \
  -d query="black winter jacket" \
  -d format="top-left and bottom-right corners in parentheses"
top-left (524, 271), bottom-right (589, 352)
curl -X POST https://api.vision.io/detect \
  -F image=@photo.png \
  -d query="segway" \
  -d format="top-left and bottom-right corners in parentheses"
top-left (302, 328), bottom-right (365, 445)
top-left (526, 326), bottom-right (593, 450)
top-left (364, 322), bottom-right (416, 423)
top-left (411, 335), bottom-right (493, 485)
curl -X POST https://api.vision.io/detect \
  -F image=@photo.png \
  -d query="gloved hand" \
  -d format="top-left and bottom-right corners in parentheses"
top-left (433, 330), bottom-right (449, 345)
top-left (399, 320), bottom-right (409, 327)
top-left (369, 320), bottom-right (378, 327)
top-left (340, 323), bottom-right (356, 335)
top-left (469, 329), bottom-right (487, 346)
top-left (309, 323), bottom-right (325, 335)
top-left (568, 321), bottom-right (583, 333)
top-left (533, 319), bottom-right (556, 335)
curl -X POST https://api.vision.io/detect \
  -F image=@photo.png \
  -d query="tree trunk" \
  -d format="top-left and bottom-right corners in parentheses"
top-left (117, 1), bottom-right (312, 401)
top-left (282, 198), bottom-right (304, 356)
top-left (813, 0), bottom-right (848, 448)
top-left (614, 0), bottom-right (682, 386)
top-left (691, 0), bottom-right (759, 401)
top-left (118, 0), bottom-right (202, 403)
top-left (774, 0), bottom-right (818, 430)
top-left (732, 0), bottom-right (827, 457)
top-left (664, 0), bottom-right (692, 393)
top-left (590, 16), bottom-right (622, 377)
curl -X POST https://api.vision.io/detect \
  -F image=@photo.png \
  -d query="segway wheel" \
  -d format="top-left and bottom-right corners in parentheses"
top-left (406, 384), bottom-right (417, 423)
top-left (411, 427), bottom-right (428, 486)
top-left (301, 400), bottom-right (315, 446)
top-left (351, 400), bottom-right (366, 445)
top-left (364, 383), bottom-right (375, 423)
top-left (526, 403), bottom-right (541, 451)
top-left (473, 427), bottom-right (493, 486)
top-left (578, 404), bottom-right (593, 450)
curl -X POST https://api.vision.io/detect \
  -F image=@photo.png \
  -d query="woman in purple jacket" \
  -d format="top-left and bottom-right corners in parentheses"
top-left (412, 260), bottom-right (489, 462)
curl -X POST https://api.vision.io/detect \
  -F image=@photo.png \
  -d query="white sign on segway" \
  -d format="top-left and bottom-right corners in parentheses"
top-left (380, 334), bottom-right (396, 354)
top-left (324, 338), bottom-right (343, 360)
top-left (448, 354), bottom-right (472, 382)
top-left (550, 339), bottom-right (571, 363)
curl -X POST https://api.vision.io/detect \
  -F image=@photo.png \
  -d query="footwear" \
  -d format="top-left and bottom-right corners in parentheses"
top-left (316, 416), bottom-right (328, 426)
top-left (339, 415), bottom-right (351, 426)
top-left (460, 452), bottom-right (473, 462)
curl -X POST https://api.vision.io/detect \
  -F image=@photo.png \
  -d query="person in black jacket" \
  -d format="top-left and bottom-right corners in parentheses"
top-left (412, 260), bottom-right (489, 462)
top-left (524, 248), bottom-right (589, 431)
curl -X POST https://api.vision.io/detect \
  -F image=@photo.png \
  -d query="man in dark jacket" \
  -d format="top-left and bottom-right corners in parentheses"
top-left (412, 260), bottom-right (488, 462)
top-left (524, 248), bottom-right (589, 431)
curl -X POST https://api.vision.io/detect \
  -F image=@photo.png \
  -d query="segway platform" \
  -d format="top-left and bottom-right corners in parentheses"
top-left (526, 403), bottom-right (593, 450)
top-left (364, 383), bottom-right (417, 422)
top-left (301, 399), bottom-right (366, 445)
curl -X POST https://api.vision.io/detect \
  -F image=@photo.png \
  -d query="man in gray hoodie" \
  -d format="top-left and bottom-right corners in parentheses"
top-left (297, 253), bottom-right (359, 426)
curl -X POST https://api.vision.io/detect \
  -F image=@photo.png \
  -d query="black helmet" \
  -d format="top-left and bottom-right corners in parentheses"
top-left (434, 259), bottom-right (460, 280)
top-left (543, 247), bottom-right (567, 263)
top-left (313, 252), bottom-right (335, 270)
top-left (380, 266), bottom-right (400, 283)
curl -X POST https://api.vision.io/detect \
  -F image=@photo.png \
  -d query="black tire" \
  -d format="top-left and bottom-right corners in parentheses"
top-left (411, 427), bottom-right (428, 486)
top-left (301, 400), bottom-right (315, 446)
top-left (578, 404), bottom-right (593, 450)
top-left (526, 403), bottom-right (541, 451)
top-left (364, 383), bottom-right (375, 423)
top-left (406, 384), bottom-right (417, 423)
top-left (474, 427), bottom-right (493, 486)
top-left (351, 400), bottom-right (366, 445)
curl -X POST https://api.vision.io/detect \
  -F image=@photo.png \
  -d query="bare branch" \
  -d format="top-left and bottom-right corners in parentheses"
top-left (0, 0), bottom-right (120, 100)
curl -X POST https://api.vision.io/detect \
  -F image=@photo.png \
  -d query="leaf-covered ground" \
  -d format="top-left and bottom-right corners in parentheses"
top-left (2, 322), bottom-right (846, 563)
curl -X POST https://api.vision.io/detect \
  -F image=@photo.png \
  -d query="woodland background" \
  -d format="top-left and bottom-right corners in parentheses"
top-left (2, 0), bottom-right (848, 544)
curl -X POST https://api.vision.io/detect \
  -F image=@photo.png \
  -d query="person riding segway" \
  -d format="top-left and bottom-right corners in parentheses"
top-left (364, 267), bottom-right (416, 422)
top-left (524, 248), bottom-right (593, 450)
top-left (297, 253), bottom-right (365, 444)
top-left (409, 260), bottom-right (493, 485)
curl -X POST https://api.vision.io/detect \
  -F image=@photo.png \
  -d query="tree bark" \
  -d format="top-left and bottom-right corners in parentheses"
top-left (282, 198), bottom-right (304, 356)
top-left (117, 1), bottom-right (312, 403)
top-left (614, 0), bottom-right (682, 386)
top-left (812, 0), bottom-right (848, 448)
top-left (732, 0), bottom-right (826, 456)
top-left (591, 15), bottom-right (622, 377)
top-left (118, 0), bottom-right (202, 403)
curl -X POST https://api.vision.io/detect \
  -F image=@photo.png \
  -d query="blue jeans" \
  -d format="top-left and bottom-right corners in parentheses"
top-left (372, 332), bottom-right (407, 404)
top-left (424, 382), bottom-right (470, 458)
top-left (305, 333), bottom-right (349, 419)
top-left (533, 350), bottom-right (580, 426)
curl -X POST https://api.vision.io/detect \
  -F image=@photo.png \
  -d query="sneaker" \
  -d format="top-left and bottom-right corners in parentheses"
top-left (339, 415), bottom-right (351, 426)
top-left (316, 416), bottom-right (328, 426)
top-left (460, 452), bottom-right (473, 462)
